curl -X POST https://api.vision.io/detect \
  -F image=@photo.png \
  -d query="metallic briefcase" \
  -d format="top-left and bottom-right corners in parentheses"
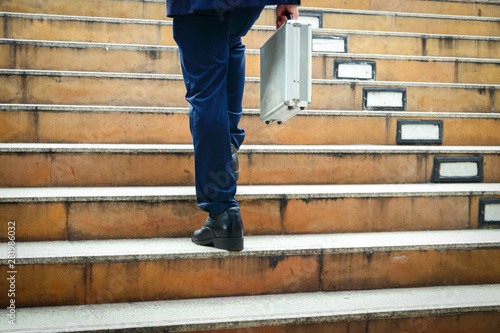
top-left (260, 20), bottom-right (312, 124)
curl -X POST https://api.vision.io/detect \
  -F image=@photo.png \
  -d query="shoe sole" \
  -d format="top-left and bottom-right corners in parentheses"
top-left (192, 236), bottom-right (244, 251)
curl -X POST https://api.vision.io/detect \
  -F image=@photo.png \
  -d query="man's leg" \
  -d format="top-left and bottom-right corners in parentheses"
top-left (173, 8), bottom-right (263, 251)
top-left (173, 11), bottom-right (236, 216)
top-left (227, 7), bottom-right (264, 150)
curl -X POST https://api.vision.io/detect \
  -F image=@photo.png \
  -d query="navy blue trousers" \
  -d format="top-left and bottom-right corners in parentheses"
top-left (173, 7), bottom-right (264, 215)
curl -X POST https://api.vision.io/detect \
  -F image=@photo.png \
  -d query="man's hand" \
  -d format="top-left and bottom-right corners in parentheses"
top-left (276, 5), bottom-right (299, 29)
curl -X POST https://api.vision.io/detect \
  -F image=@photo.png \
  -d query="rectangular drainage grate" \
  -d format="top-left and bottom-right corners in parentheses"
top-left (298, 13), bottom-right (323, 28)
top-left (334, 60), bottom-right (376, 80)
top-left (363, 88), bottom-right (407, 110)
top-left (432, 156), bottom-right (484, 183)
top-left (396, 120), bottom-right (443, 145)
top-left (479, 199), bottom-right (500, 227)
top-left (312, 35), bottom-right (347, 53)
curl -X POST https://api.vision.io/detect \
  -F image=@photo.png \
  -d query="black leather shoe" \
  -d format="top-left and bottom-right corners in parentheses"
top-left (192, 207), bottom-right (244, 251)
top-left (231, 144), bottom-right (239, 181)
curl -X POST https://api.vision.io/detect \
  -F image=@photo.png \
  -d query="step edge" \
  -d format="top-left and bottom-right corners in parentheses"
top-left (4, 6), bottom-right (500, 24)
top-left (301, 6), bottom-right (500, 22)
top-left (0, 37), bottom-right (180, 52)
top-left (0, 184), bottom-right (499, 202)
top-left (1, 143), bottom-right (499, 154)
top-left (3, 11), bottom-right (499, 40)
top-left (258, 25), bottom-right (500, 41)
top-left (0, 11), bottom-right (168, 25)
top-left (2, 69), bottom-right (499, 88)
top-left (1, 285), bottom-right (499, 332)
top-left (1, 230), bottom-right (500, 264)
top-left (3, 38), bottom-right (499, 64)
top-left (2, 103), bottom-right (499, 118)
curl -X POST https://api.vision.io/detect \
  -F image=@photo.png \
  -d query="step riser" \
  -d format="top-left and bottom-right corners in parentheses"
top-left (315, 12), bottom-right (500, 37)
top-left (0, 152), bottom-right (498, 187)
top-left (0, 1), bottom-right (271, 26)
top-left (0, 43), bottom-right (184, 77)
top-left (3, 16), bottom-right (500, 58)
top-left (307, 0), bottom-right (500, 18)
top-left (368, 0), bottom-right (500, 18)
top-left (2, 15), bottom-right (173, 46)
top-left (190, 312), bottom-right (500, 333)
top-left (0, 0), bottom-right (168, 21)
top-left (1, 195), bottom-right (497, 241)
top-left (339, 33), bottom-right (500, 59)
top-left (2, 0), bottom-right (498, 19)
top-left (3, 43), bottom-right (499, 84)
top-left (4, 7), bottom-right (500, 37)
top-left (2, 73), bottom-right (498, 112)
top-left (3, 110), bottom-right (500, 146)
top-left (1, 248), bottom-right (498, 307)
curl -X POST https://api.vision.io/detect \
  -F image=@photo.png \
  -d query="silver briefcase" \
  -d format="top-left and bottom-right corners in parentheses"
top-left (260, 20), bottom-right (312, 124)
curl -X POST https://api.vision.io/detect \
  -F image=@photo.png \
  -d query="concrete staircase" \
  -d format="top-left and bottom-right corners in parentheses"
top-left (1, 0), bottom-right (500, 331)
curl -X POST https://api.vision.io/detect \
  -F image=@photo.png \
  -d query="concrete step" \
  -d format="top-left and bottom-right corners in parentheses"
top-left (0, 230), bottom-right (499, 307)
top-left (1, 285), bottom-right (499, 332)
top-left (292, 8), bottom-right (500, 37)
top-left (1, 70), bottom-right (498, 112)
top-left (0, 0), bottom-right (170, 21)
top-left (2, 12), bottom-right (499, 58)
top-left (0, 143), bottom-right (498, 187)
top-left (2, 285), bottom-right (500, 332)
top-left (303, 0), bottom-right (500, 18)
top-left (2, 0), bottom-right (498, 20)
top-left (3, 2), bottom-right (500, 37)
top-left (3, 39), bottom-right (499, 84)
top-left (2, 104), bottom-right (500, 146)
top-left (1, 184), bottom-right (499, 241)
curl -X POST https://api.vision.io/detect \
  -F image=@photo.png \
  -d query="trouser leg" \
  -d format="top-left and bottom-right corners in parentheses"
top-left (174, 12), bottom-right (234, 215)
top-left (227, 38), bottom-right (246, 150)
top-left (173, 7), bottom-right (263, 215)
top-left (227, 7), bottom-right (264, 150)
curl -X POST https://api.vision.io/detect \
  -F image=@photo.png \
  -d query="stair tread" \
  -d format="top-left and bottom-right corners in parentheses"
top-left (3, 37), bottom-right (500, 63)
top-left (2, 229), bottom-right (500, 263)
top-left (257, 24), bottom-right (500, 40)
top-left (2, 69), bottom-right (499, 88)
top-left (2, 0), bottom-right (499, 20)
top-left (2, 11), bottom-right (499, 40)
top-left (0, 11), bottom-right (162, 24)
top-left (2, 103), bottom-right (499, 118)
top-left (1, 1), bottom-right (499, 328)
top-left (300, 6), bottom-right (500, 21)
top-left (1, 285), bottom-right (499, 332)
top-left (1, 143), bottom-right (499, 154)
top-left (1, 183), bottom-right (499, 202)
top-left (3, 6), bottom-right (500, 22)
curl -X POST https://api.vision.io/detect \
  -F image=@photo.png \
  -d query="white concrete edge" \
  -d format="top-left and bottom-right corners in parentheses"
top-left (0, 38), bottom-right (180, 52)
top-left (258, 25), bottom-right (500, 41)
top-left (2, 38), bottom-right (499, 64)
top-left (0, 183), bottom-right (499, 203)
top-left (1, 11), bottom-right (499, 41)
top-left (0, 143), bottom-right (499, 154)
top-left (0, 11), bottom-right (168, 25)
top-left (1, 230), bottom-right (500, 264)
top-left (3, 4), bottom-right (500, 24)
top-left (1, 104), bottom-right (499, 118)
top-left (2, 69), bottom-right (499, 89)
top-left (299, 6), bottom-right (500, 22)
